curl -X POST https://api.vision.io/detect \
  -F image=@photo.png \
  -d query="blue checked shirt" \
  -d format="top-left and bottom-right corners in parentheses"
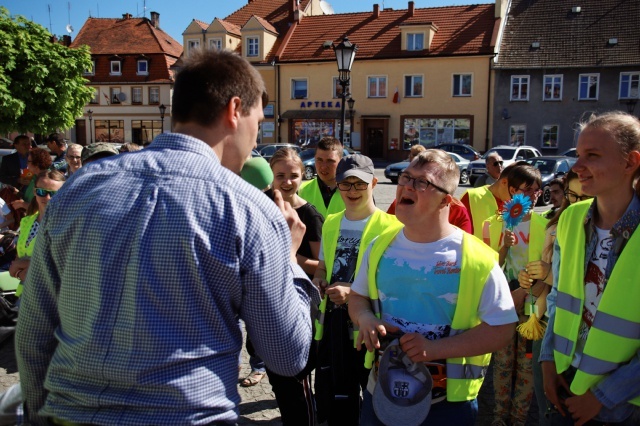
top-left (16, 133), bottom-right (320, 425)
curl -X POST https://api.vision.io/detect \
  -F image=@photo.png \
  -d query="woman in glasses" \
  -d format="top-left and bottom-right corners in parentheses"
top-left (518, 169), bottom-right (589, 426)
top-left (65, 144), bottom-right (83, 177)
top-left (9, 170), bottom-right (65, 297)
top-left (10, 148), bottom-right (53, 212)
top-left (540, 112), bottom-right (640, 426)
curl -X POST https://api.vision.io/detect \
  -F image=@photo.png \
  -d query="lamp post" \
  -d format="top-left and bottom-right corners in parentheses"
top-left (347, 98), bottom-right (355, 146)
top-left (159, 104), bottom-right (167, 134)
top-left (334, 37), bottom-right (357, 147)
top-left (87, 109), bottom-right (93, 144)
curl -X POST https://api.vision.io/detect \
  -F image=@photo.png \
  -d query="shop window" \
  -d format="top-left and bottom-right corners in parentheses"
top-left (132, 120), bottom-right (162, 145)
top-left (402, 117), bottom-right (471, 150)
top-left (292, 119), bottom-right (335, 145)
top-left (94, 120), bottom-right (124, 143)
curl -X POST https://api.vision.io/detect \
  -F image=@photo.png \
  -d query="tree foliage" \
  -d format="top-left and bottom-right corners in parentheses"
top-left (0, 7), bottom-right (93, 134)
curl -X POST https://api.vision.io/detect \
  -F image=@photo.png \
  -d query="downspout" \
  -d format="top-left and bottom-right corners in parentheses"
top-left (276, 60), bottom-right (281, 142)
top-left (274, 19), bottom-right (299, 144)
top-left (485, 54), bottom-right (496, 153)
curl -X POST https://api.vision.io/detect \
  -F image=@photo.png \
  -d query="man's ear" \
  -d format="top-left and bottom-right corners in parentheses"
top-left (371, 176), bottom-right (378, 189)
top-left (442, 193), bottom-right (453, 206)
top-left (224, 96), bottom-right (242, 130)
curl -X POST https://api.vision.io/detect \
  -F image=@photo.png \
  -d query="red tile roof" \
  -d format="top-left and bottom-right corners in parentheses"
top-left (216, 18), bottom-right (242, 36)
top-left (277, 4), bottom-right (496, 63)
top-left (495, 0), bottom-right (640, 68)
top-left (193, 19), bottom-right (209, 31)
top-left (225, 0), bottom-right (311, 30)
top-left (253, 16), bottom-right (279, 35)
top-left (71, 16), bottom-right (183, 58)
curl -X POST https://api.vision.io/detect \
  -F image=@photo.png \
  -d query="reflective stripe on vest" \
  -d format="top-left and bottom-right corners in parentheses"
top-left (483, 211), bottom-right (548, 261)
top-left (365, 228), bottom-right (495, 401)
top-left (313, 209), bottom-right (400, 341)
top-left (298, 178), bottom-right (345, 219)
top-left (466, 186), bottom-right (499, 239)
top-left (554, 200), bottom-right (640, 406)
top-left (17, 212), bottom-right (39, 258)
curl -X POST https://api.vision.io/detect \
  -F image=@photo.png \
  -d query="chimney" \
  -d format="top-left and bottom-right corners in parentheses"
top-left (408, 1), bottom-right (415, 17)
top-left (373, 4), bottom-right (380, 18)
top-left (62, 35), bottom-right (72, 46)
top-left (289, 0), bottom-right (297, 22)
top-left (122, 13), bottom-right (132, 20)
top-left (150, 11), bottom-right (160, 28)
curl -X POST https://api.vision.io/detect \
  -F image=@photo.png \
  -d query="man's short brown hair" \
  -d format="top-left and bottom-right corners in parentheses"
top-left (317, 137), bottom-right (343, 158)
top-left (172, 49), bottom-right (268, 127)
top-left (413, 149), bottom-right (459, 194)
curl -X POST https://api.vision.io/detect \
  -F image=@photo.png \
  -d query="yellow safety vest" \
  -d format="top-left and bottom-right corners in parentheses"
top-left (466, 186), bottom-right (499, 239)
top-left (483, 211), bottom-right (548, 261)
top-left (365, 226), bottom-right (496, 401)
top-left (553, 201), bottom-right (640, 406)
top-left (298, 178), bottom-right (345, 219)
top-left (314, 209), bottom-right (400, 341)
top-left (15, 212), bottom-right (39, 297)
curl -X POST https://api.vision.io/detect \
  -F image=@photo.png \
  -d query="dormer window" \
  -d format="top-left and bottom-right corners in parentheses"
top-left (407, 33), bottom-right (424, 51)
top-left (209, 38), bottom-right (222, 50)
top-left (84, 60), bottom-right (95, 76)
top-left (247, 37), bottom-right (259, 57)
top-left (110, 60), bottom-right (121, 76)
top-left (137, 59), bottom-right (148, 75)
top-left (187, 39), bottom-right (200, 56)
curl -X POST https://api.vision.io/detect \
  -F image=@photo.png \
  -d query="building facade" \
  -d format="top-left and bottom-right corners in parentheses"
top-left (70, 12), bottom-right (182, 145)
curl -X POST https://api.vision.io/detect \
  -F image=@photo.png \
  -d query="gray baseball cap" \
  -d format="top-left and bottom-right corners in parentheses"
top-left (336, 154), bottom-right (375, 184)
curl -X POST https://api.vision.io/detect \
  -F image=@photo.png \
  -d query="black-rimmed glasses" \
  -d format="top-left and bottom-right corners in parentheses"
top-left (398, 172), bottom-right (449, 194)
top-left (337, 181), bottom-right (369, 191)
top-left (565, 191), bottom-right (592, 203)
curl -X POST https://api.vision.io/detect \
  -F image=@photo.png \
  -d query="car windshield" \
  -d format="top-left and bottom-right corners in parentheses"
top-left (299, 150), bottom-right (315, 160)
top-left (483, 148), bottom-right (516, 160)
top-left (528, 159), bottom-right (555, 174)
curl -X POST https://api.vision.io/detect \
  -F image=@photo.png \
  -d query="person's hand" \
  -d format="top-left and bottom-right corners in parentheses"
top-left (518, 269), bottom-right (533, 289)
top-left (356, 313), bottom-right (399, 352)
top-left (325, 282), bottom-right (350, 305)
top-left (565, 390), bottom-right (602, 426)
top-left (503, 229), bottom-right (516, 247)
top-left (511, 287), bottom-right (527, 314)
top-left (312, 277), bottom-right (329, 297)
top-left (542, 361), bottom-right (572, 418)
top-left (18, 178), bottom-right (30, 187)
top-left (11, 199), bottom-right (27, 211)
top-left (525, 260), bottom-right (551, 282)
top-left (273, 189), bottom-right (305, 263)
top-left (9, 257), bottom-right (31, 281)
top-left (400, 333), bottom-right (438, 363)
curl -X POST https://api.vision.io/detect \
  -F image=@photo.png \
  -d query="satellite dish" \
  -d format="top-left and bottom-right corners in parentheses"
top-left (118, 92), bottom-right (127, 102)
top-left (66, 24), bottom-right (74, 34)
top-left (319, 0), bottom-right (335, 14)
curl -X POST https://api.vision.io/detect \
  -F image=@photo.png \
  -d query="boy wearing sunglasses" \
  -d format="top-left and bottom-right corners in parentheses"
top-left (313, 154), bottom-right (399, 425)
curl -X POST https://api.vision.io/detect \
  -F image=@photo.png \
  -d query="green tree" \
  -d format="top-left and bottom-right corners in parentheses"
top-left (0, 7), bottom-right (93, 134)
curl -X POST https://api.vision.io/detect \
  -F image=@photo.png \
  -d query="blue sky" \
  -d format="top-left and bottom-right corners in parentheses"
top-left (3, 0), bottom-right (481, 42)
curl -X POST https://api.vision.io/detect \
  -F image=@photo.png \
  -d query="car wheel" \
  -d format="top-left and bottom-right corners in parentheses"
top-left (304, 166), bottom-right (315, 180)
top-left (539, 185), bottom-right (551, 206)
top-left (459, 170), bottom-right (469, 185)
top-left (468, 175), bottom-right (477, 186)
top-left (389, 177), bottom-right (398, 184)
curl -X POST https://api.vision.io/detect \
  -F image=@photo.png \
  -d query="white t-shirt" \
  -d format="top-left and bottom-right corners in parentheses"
top-left (502, 219), bottom-right (531, 282)
top-left (319, 215), bottom-right (370, 284)
top-left (351, 227), bottom-right (518, 338)
top-left (573, 226), bottom-right (610, 367)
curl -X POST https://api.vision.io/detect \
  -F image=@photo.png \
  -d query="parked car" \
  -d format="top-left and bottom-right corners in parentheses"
top-left (256, 143), bottom-right (301, 161)
top-left (561, 148), bottom-right (577, 157)
top-left (467, 145), bottom-right (542, 186)
top-left (0, 138), bottom-right (15, 158)
top-left (435, 143), bottom-right (481, 161)
top-left (384, 152), bottom-right (469, 185)
top-left (527, 156), bottom-right (575, 205)
top-left (251, 149), bottom-right (262, 158)
top-left (299, 148), bottom-right (354, 180)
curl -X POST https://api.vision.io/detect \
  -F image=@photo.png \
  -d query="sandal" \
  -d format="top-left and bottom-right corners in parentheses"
top-left (240, 370), bottom-right (266, 387)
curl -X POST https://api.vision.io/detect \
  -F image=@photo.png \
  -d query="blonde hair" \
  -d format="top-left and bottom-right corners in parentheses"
top-left (412, 149), bottom-right (460, 194)
top-left (67, 143), bottom-right (83, 155)
top-left (409, 144), bottom-right (426, 161)
top-left (269, 147), bottom-right (304, 174)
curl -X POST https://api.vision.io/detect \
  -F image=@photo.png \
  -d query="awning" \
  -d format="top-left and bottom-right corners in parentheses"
top-left (280, 110), bottom-right (342, 120)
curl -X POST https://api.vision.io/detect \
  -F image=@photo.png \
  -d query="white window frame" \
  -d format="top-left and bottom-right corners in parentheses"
top-left (110, 60), bottom-right (121, 76)
top-left (209, 38), bottom-right (222, 50)
top-left (90, 87), bottom-right (99, 104)
top-left (247, 37), bottom-right (259, 57)
top-left (542, 124), bottom-right (559, 148)
top-left (187, 39), bottom-right (200, 54)
top-left (367, 76), bottom-right (387, 98)
top-left (578, 73), bottom-right (599, 100)
top-left (132, 86), bottom-right (143, 104)
top-left (84, 60), bottom-right (95, 76)
top-left (510, 75), bottom-right (529, 101)
top-left (619, 72), bottom-right (640, 99)
top-left (110, 87), bottom-right (122, 104)
top-left (149, 86), bottom-right (160, 104)
top-left (137, 60), bottom-right (148, 76)
top-left (407, 33), bottom-right (424, 51)
top-left (543, 74), bottom-right (563, 101)
top-left (510, 124), bottom-right (526, 146)
top-left (404, 75), bottom-right (423, 98)
top-left (452, 74), bottom-right (472, 97)
top-left (291, 78), bottom-right (308, 99)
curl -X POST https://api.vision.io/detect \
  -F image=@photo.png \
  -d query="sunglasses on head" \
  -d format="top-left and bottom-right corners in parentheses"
top-left (35, 188), bottom-right (58, 198)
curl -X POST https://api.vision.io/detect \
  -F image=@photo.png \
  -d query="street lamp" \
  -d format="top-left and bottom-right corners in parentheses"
top-left (347, 98), bottom-right (355, 145)
top-left (87, 109), bottom-right (93, 144)
top-left (334, 37), bottom-right (357, 147)
top-left (159, 104), bottom-right (167, 134)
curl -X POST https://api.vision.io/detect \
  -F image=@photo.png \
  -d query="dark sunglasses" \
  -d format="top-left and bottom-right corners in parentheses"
top-left (35, 188), bottom-right (58, 198)
top-left (493, 160), bottom-right (504, 167)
